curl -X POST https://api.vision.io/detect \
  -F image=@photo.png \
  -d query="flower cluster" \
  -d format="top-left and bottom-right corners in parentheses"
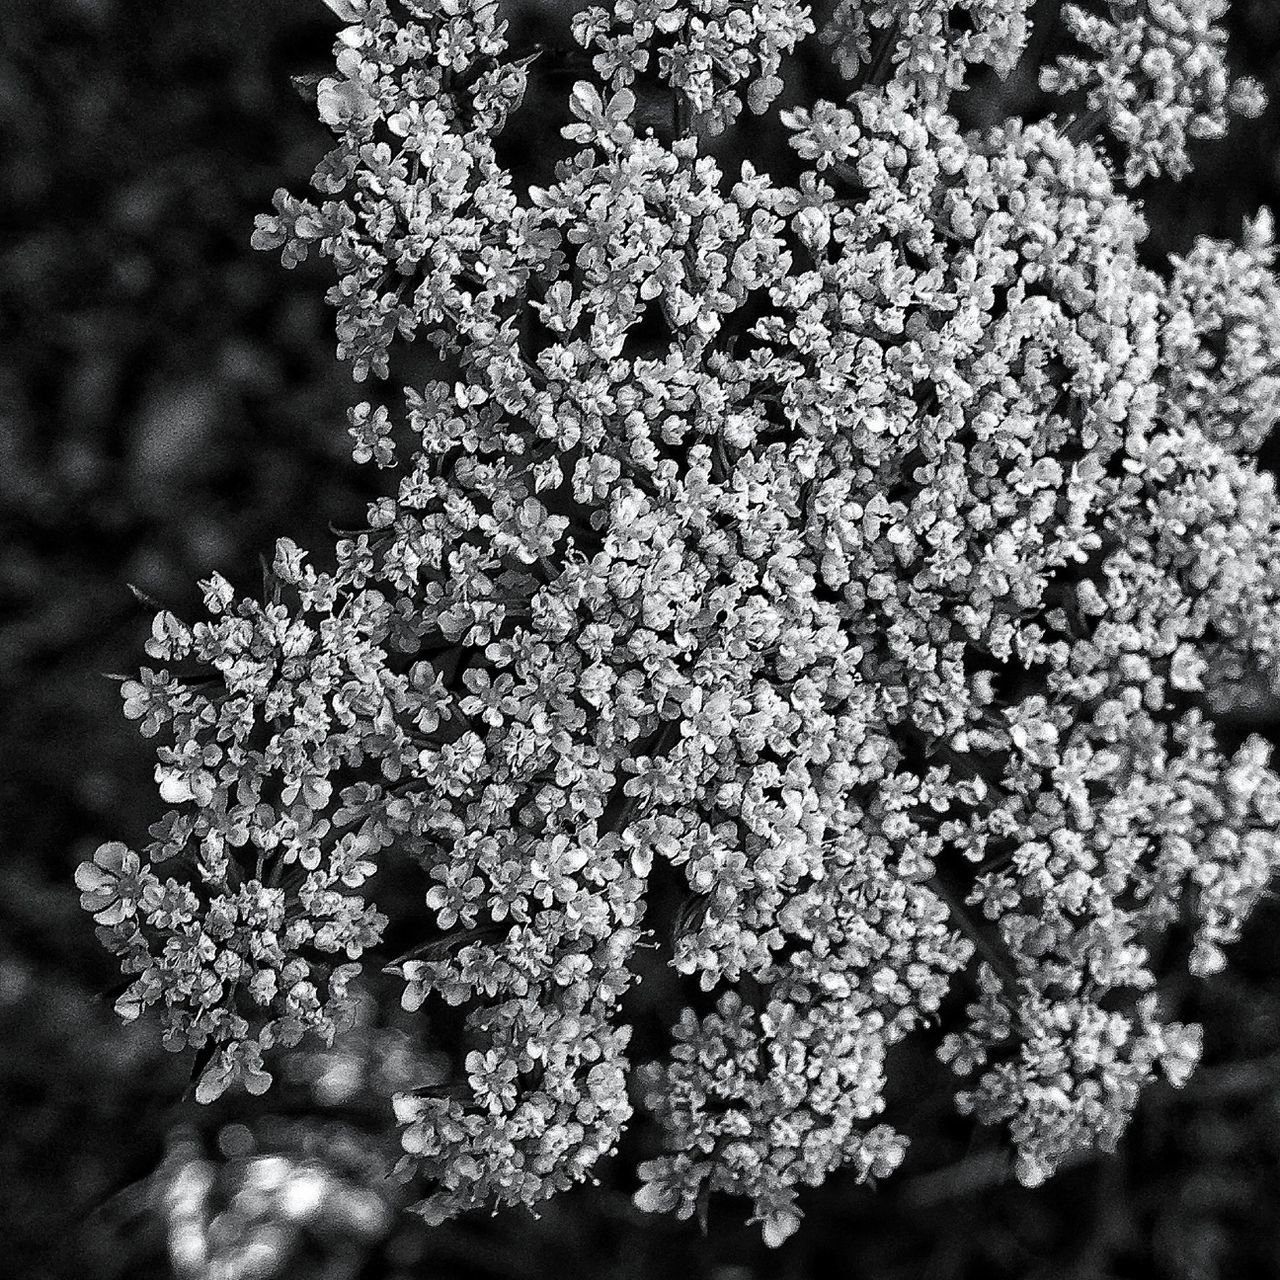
top-left (1041, 0), bottom-right (1266, 184)
top-left (820, 0), bottom-right (1034, 93)
top-left (84, 0), bottom-right (1280, 1249)
top-left (79, 574), bottom-right (392, 1101)
top-left (571, 0), bottom-right (815, 131)
top-left (1160, 213), bottom-right (1280, 456)
top-left (250, 0), bottom-right (536, 380)
top-left (636, 990), bottom-right (909, 1246)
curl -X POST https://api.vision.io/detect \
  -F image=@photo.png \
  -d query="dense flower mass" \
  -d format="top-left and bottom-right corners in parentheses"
top-left (573, 0), bottom-right (813, 129)
top-left (1041, 0), bottom-right (1265, 184)
top-left (83, 0), bottom-right (1280, 1248)
top-left (820, 0), bottom-right (1034, 90)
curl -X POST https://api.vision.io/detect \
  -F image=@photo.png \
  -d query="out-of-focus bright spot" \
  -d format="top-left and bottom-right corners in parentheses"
top-left (218, 1122), bottom-right (255, 1159)
top-left (209, 1226), bottom-right (290, 1280)
top-left (316, 1052), bottom-right (363, 1105)
top-left (281, 1166), bottom-right (327, 1220)
top-left (163, 1145), bottom-right (214, 1277)
top-left (349, 1188), bottom-right (392, 1235)
top-left (0, 957), bottom-right (32, 1007)
top-left (169, 1218), bottom-right (208, 1275)
top-left (244, 1155), bottom-right (292, 1195)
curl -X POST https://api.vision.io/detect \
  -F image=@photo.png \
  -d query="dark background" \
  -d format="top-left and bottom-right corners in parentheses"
top-left (3, 2), bottom-right (1280, 1277)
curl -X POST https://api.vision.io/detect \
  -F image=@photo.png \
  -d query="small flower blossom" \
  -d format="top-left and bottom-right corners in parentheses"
top-left (76, 842), bottom-right (155, 926)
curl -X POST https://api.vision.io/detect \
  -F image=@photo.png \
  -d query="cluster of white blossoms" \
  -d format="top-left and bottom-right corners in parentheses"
top-left (820, 0), bottom-right (1033, 89)
top-left (572, 0), bottom-right (814, 129)
top-left (1041, 0), bottom-right (1265, 183)
top-left (83, 0), bottom-right (1280, 1248)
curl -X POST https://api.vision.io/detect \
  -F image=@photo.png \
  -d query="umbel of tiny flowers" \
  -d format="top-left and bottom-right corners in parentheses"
top-left (1041, 0), bottom-right (1265, 184)
top-left (82, 0), bottom-right (1280, 1249)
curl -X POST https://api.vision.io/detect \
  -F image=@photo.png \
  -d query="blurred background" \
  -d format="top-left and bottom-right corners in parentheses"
top-left (2, 1), bottom-right (1280, 1277)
